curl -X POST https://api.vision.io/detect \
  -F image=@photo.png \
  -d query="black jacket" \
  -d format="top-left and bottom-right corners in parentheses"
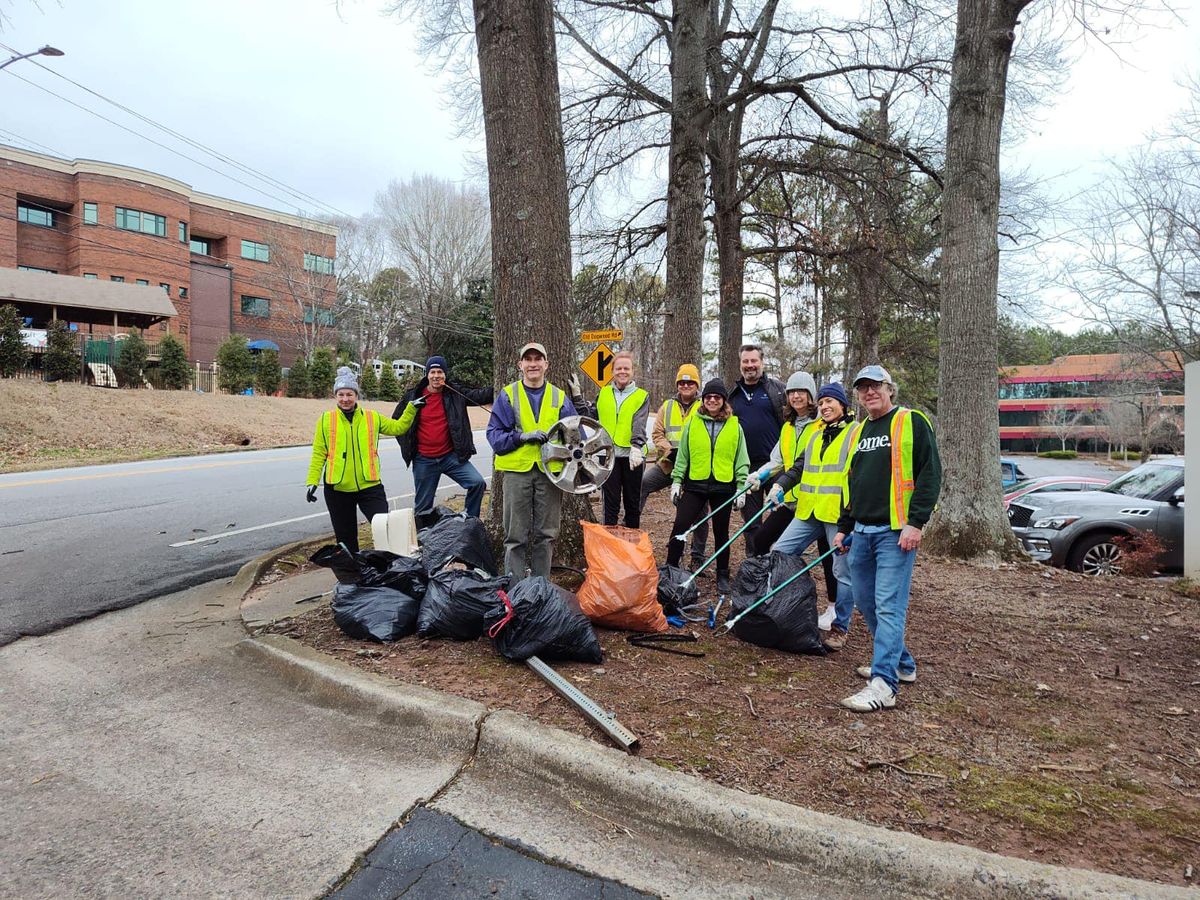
top-left (392, 379), bottom-right (494, 466)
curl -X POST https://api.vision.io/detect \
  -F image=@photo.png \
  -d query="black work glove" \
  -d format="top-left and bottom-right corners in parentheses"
top-left (520, 429), bottom-right (548, 445)
top-left (306, 485), bottom-right (318, 503)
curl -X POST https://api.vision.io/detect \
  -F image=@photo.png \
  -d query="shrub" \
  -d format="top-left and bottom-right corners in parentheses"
top-left (254, 348), bottom-right (282, 395)
top-left (1112, 529), bottom-right (1167, 577)
top-left (1038, 450), bottom-right (1078, 460)
top-left (286, 356), bottom-right (310, 397)
top-left (378, 364), bottom-right (402, 403)
top-left (158, 334), bottom-right (191, 389)
top-left (0, 303), bottom-right (28, 377)
top-left (359, 366), bottom-right (379, 400)
top-left (114, 331), bottom-right (149, 388)
top-left (44, 320), bottom-right (79, 382)
top-left (216, 334), bottom-right (254, 394)
top-left (308, 347), bottom-right (336, 398)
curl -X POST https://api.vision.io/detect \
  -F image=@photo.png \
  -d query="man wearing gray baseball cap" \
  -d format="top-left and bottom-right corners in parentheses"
top-left (834, 364), bottom-right (941, 713)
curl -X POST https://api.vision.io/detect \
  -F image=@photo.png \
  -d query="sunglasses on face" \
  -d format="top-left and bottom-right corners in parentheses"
top-left (856, 381), bottom-right (884, 393)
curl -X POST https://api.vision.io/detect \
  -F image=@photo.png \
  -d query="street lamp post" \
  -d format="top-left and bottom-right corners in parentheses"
top-left (0, 45), bottom-right (64, 71)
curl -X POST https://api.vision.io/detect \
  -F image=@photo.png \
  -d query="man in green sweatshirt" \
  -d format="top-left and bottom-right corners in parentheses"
top-left (834, 365), bottom-right (941, 712)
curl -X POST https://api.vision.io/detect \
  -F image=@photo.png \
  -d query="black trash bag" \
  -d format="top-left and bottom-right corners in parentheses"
top-left (656, 565), bottom-right (699, 616)
top-left (331, 582), bottom-right (421, 642)
top-left (415, 504), bottom-right (459, 531)
top-left (356, 549), bottom-right (399, 572)
top-left (418, 570), bottom-right (510, 640)
top-left (485, 576), bottom-right (603, 664)
top-left (361, 554), bottom-right (428, 601)
top-left (310, 544), bottom-right (362, 585)
top-left (728, 551), bottom-right (826, 655)
top-left (419, 515), bottom-right (498, 576)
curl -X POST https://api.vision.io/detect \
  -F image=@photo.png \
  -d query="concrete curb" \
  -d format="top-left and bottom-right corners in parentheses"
top-left (462, 710), bottom-right (1186, 899)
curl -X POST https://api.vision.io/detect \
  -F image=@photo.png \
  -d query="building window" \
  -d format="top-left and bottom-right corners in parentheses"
top-left (179, 221), bottom-right (188, 243)
top-left (160, 283), bottom-right (170, 293)
top-left (240, 295), bottom-right (270, 318)
top-left (18, 265), bottom-right (56, 274)
top-left (303, 306), bottom-right (336, 326)
top-left (136, 279), bottom-right (150, 286)
top-left (189, 237), bottom-right (210, 256)
top-left (115, 206), bottom-right (167, 237)
top-left (240, 239), bottom-right (270, 262)
top-left (83, 202), bottom-right (98, 225)
top-left (303, 252), bottom-right (335, 275)
top-left (179, 287), bottom-right (188, 299)
top-left (83, 273), bottom-right (98, 279)
top-left (17, 203), bottom-right (55, 227)
top-left (111, 276), bottom-right (125, 283)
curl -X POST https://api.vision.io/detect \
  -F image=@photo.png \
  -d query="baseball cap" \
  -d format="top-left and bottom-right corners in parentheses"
top-left (852, 364), bottom-right (894, 387)
top-left (675, 364), bottom-right (700, 384)
top-left (518, 342), bottom-right (547, 359)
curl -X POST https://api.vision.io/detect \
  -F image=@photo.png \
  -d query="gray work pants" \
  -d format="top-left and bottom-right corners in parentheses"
top-left (639, 464), bottom-right (708, 564)
top-left (501, 467), bottom-right (563, 579)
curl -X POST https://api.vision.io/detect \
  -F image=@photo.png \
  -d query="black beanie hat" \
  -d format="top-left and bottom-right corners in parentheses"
top-left (701, 378), bottom-right (728, 400)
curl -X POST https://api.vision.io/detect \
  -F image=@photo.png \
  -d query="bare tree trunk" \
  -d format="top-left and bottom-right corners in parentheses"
top-left (474, 0), bottom-right (591, 559)
top-left (923, 0), bottom-right (1029, 560)
top-left (714, 197), bottom-right (744, 382)
top-left (661, 0), bottom-right (708, 390)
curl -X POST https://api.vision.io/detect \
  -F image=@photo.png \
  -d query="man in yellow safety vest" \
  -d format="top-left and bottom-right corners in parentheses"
top-left (486, 341), bottom-right (579, 578)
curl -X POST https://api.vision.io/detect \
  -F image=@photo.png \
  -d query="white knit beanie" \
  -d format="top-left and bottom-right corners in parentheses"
top-left (333, 366), bottom-right (360, 396)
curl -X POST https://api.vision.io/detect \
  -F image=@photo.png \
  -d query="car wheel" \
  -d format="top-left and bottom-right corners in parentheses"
top-left (1068, 533), bottom-right (1122, 576)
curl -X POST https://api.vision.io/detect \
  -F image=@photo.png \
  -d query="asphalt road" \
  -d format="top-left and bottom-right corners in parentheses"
top-left (0, 434), bottom-right (493, 646)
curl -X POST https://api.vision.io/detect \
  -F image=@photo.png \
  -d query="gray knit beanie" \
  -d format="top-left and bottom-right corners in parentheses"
top-left (333, 366), bottom-right (360, 396)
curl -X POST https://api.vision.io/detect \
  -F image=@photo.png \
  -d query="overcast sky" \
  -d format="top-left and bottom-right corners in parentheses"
top-left (2, 1), bottom-right (1197, 237)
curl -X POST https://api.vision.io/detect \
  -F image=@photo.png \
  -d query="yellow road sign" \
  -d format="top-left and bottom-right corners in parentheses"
top-left (581, 328), bottom-right (623, 343)
top-left (580, 342), bottom-right (616, 388)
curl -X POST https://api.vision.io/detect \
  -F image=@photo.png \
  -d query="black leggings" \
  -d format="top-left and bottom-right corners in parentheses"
top-left (667, 488), bottom-right (734, 573)
top-left (324, 484), bottom-right (388, 554)
top-left (603, 456), bottom-right (644, 528)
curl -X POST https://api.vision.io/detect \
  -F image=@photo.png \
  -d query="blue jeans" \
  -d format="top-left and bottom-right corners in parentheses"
top-left (773, 516), bottom-right (853, 631)
top-left (412, 453), bottom-right (486, 518)
top-left (848, 525), bottom-right (917, 692)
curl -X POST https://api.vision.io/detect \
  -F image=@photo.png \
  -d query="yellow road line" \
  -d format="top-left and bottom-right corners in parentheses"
top-left (0, 454), bottom-right (309, 490)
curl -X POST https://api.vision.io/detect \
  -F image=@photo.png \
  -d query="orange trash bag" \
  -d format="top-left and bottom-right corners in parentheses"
top-left (577, 521), bottom-right (667, 633)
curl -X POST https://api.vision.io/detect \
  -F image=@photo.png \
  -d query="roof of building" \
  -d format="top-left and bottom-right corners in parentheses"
top-left (1000, 351), bottom-right (1185, 383)
top-left (0, 268), bottom-right (177, 321)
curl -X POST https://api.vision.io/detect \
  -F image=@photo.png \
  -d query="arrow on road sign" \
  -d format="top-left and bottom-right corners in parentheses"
top-left (580, 342), bottom-right (615, 388)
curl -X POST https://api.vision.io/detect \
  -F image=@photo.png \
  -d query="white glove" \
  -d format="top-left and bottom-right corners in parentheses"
top-left (568, 373), bottom-right (583, 400)
top-left (744, 467), bottom-right (771, 493)
top-left (734, 492), bottom-right (746, 511)
top-left (765, 484), bottom-right (785, 509)
top-left (629, 447), bottom-right (644, 468)
top-left (670, 483), bottom-right (682, 505)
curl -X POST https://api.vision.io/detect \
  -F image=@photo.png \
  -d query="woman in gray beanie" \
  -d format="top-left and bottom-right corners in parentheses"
top-left (305, 366), bottom-right (411, 552)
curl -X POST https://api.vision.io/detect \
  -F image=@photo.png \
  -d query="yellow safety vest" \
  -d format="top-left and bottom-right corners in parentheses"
top-left (884, 408), bottom-right (931, 529)
top-left (778, 419), bottom-right (816, 504)
top-left (794, 419), bottom-right (862, 524)
top-left (494, 381), bottom-right (566, 473)
top-left (307, 407), bottom-right (406, 492)
top-left (660, 398), bottom-right (698, 448)
top-left (683, 415), bottom-right (741, 483)
top-left (596, 385), bottom-right (648, 447)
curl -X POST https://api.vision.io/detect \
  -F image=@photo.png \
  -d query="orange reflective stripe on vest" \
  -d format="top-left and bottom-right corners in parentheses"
top-left (365, 410), bottom-right (378, 481)
top-left (890, 409), bottom-right (915, 528)
top-left (327, 411), bottom-right (338, 467)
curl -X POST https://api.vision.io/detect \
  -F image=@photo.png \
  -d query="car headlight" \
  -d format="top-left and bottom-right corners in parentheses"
top-left (1032, 515), bottom-right (1080, 530)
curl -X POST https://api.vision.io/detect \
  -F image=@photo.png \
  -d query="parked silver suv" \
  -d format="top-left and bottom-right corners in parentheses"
top-left (1009, 457), bottom-right (1185, 575)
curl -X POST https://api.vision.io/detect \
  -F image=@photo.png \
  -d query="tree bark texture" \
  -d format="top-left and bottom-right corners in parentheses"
top-left (474, 0), bottom-right (592, 557)
top-left (710, 109), bottom-right (745, 383)
top-left (661, 0), bottom-right (708, 391)
top-left (923, 0), bottom-right (1030, 560)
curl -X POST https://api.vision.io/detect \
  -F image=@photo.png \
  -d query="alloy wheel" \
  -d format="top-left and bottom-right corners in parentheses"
top-left (1081, 541), bottom-right (1122, 576)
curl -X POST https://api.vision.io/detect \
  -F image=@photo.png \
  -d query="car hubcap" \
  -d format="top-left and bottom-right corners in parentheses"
top-left (1082, 542), bottom-right (1122, 576)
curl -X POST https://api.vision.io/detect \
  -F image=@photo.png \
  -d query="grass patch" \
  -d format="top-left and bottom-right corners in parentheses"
top-left (1027, 723), bottom-right (1104, 752)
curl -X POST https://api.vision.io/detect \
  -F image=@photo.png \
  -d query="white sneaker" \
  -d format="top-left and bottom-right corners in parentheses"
top-left (856, 665), bottom-right (916, 684)
top-left (841, 677), bottom-right (896, 712)
top-left (817, 605), bottom-right (835, 632)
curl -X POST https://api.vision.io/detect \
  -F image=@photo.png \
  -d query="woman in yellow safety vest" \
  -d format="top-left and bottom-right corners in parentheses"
top-left (306, 366), bottom-right (414, 553)
top-left (667, 379), bottom-right (750, 594)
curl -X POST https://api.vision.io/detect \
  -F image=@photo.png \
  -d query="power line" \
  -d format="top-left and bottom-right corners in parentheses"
top-left (0, 127), bottom-right (63, 157)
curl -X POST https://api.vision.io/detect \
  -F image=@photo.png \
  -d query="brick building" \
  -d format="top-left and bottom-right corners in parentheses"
top-left (0, 144), bottom-right (337, 365)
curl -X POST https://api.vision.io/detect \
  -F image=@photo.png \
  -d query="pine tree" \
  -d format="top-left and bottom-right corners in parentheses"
top-left (378, 364), bottom-right (402, 403)
top-left (359, 365), bottom-right (379, 400)
top-left (307, 347), bottom-right (336, 398)
top-left (216, 334), bottom-right (254, 394)
top-left (286, 357), bottom-right (310, 397)
top-left (44, 320), bottom-right (79, 382)
top-left (158, 334), bottom-right (191, 389)
top-left (114, 330), bottom-right (149, 388)
top-left (0, 303), bottom-right (28, 378)
top-left (254, 348), bottom-right (282, 395)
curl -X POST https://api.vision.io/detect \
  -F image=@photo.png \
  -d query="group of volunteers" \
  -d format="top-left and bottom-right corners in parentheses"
top-left (305, 340), bottom-right (941, 714)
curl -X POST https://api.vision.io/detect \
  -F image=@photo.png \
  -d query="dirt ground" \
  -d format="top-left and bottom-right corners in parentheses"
top-left (266, 492), bottom-right (1200, 888)
top-left (0, 380), bottom-right (489, 472)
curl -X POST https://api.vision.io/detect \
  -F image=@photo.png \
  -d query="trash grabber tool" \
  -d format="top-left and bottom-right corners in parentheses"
top-left (707, 594), bottom-right (726, 629)
top-left (717, 535), bottom-right (852, 636)
top-left (681, 501), bottom-right (772, 589)
top-left (672, 480), bottom-right (756, 542)
top-left (441, 380), bottom-right (494, 415)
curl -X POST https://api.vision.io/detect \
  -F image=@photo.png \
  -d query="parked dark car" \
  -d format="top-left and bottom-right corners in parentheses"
top-left (1009, 457), bottom-right (1184, 575)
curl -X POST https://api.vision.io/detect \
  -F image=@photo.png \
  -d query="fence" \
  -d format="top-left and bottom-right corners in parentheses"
top-left (14, 333), bottom-right (224, 390)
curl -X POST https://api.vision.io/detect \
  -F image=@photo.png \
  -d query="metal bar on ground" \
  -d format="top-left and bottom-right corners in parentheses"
top-left (525, 656), bottom-right (640, 752)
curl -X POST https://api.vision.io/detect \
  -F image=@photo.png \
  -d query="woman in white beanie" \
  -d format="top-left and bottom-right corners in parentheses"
top-left (305, 366), bottom-right (412, 553)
